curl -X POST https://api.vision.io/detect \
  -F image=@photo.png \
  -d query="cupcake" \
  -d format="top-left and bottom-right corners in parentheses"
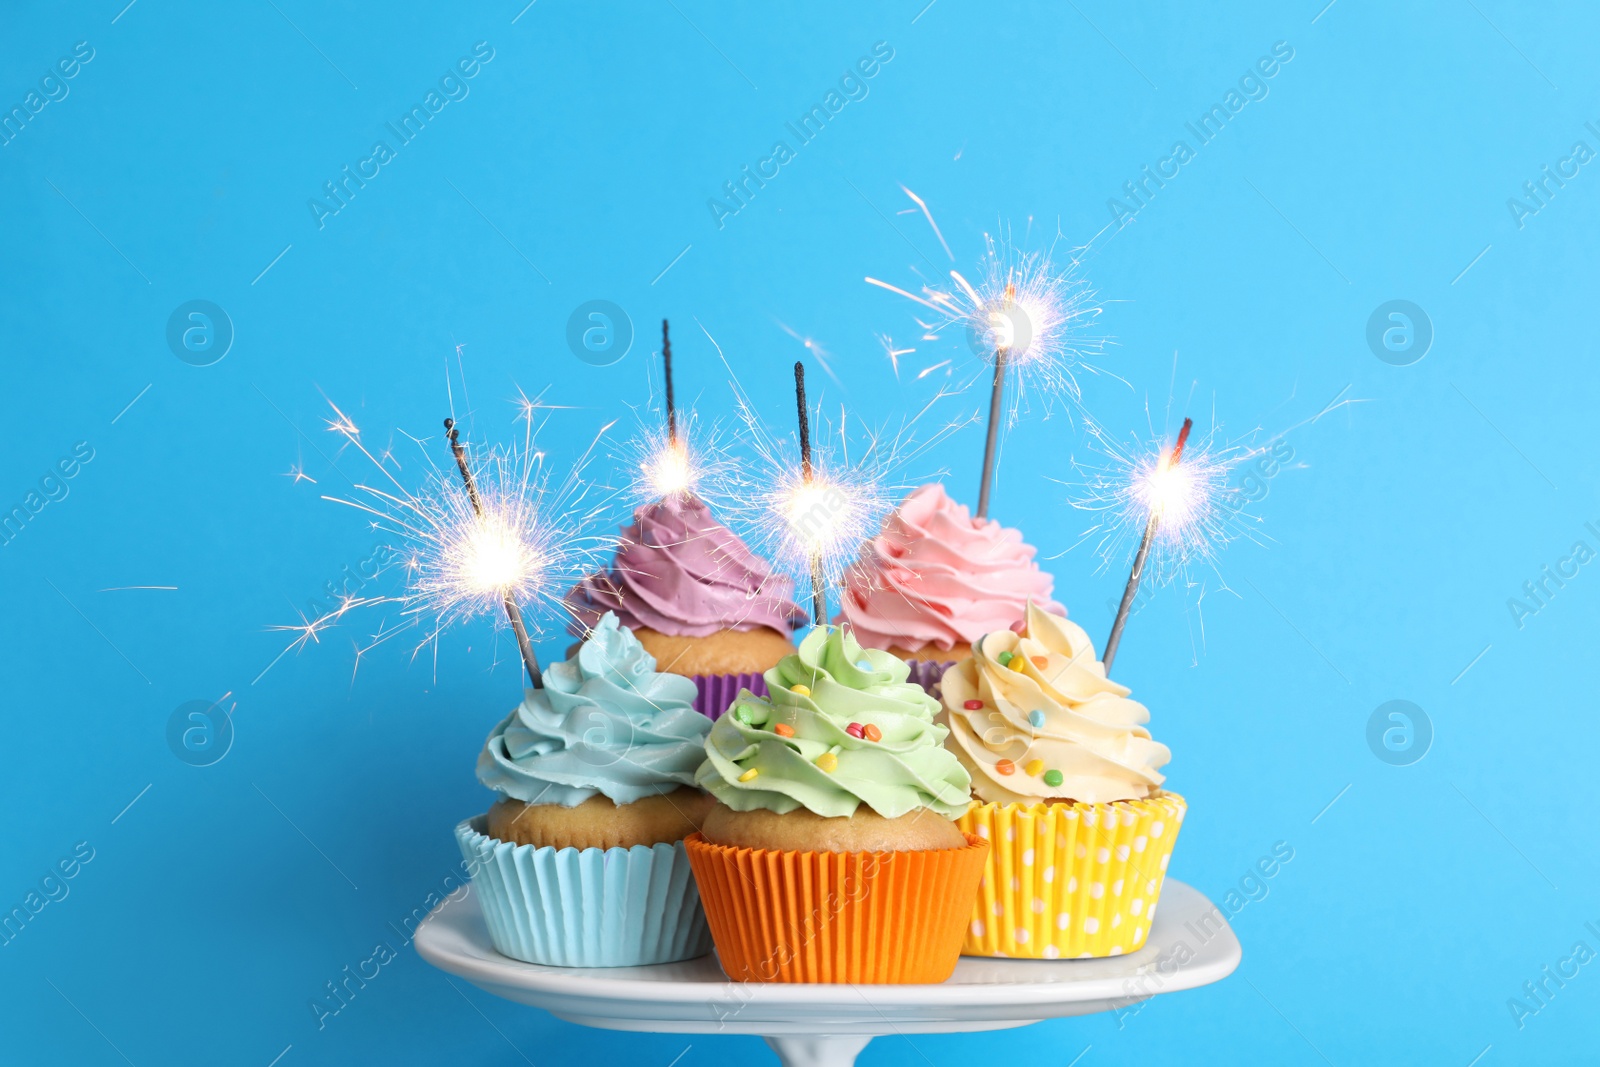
top-left (457, 611), bottom-right (715, 966)
top-left (684, 625), bottom-right (988, 983)
top-left (568, 492), bottom-right (807, 717)
top-left (833, 483), bottom-right (1062, 695)
top-left (940, 602), bottom-right (1183, 959)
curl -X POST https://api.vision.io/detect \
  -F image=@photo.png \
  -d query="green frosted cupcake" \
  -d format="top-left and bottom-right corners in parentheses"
top-left (684, 625), bottom-right (989, 984)
top-left (694, 624), bottom-right (971, 851)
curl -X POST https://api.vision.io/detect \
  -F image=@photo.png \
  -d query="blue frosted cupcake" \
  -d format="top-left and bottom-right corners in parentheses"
top-left (458, 611), bottom-right (714, 966)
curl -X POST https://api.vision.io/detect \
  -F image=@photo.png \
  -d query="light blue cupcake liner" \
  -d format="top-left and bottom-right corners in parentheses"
top-left (456, 816), bottom-right (712, 967)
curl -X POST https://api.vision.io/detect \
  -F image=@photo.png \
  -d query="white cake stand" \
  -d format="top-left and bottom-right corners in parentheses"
top-left (415, 880), bottom-right (1239, 1067)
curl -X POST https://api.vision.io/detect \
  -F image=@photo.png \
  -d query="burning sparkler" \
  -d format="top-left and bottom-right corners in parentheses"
top-left (1102, 418), bottom-right (1193, 672)
top-left (260, 396), bottom-right (611, 686)
top-left (635, 318), bottom-right (695, 501)
top-left (866, 230), bottom-right (1108, 517)
top-left (1069, 382), bottom-right (1365, 669)
top-left (695, 318), bottom-right (967, 627)
top-left (724, 370), bottom-right (892, 626)
top-left (618, 319), bottom-right (730, 505)
top-left (792, 361), bottom-right (828, 626)
top-left (444, 417), bottom-right (541, 687)
top-left (975, 281), bottom-right (1016, 519)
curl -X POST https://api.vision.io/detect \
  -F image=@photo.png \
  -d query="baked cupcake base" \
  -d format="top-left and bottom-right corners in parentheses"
top-left (458, 817), bottom-right (712, 967)
top-left (634, 627), bottom-right (795, 676)
top-left (685, 831), bottom-right (988, 982)
top-left (958, 793), bottom-right (1186, 959)
top-left (701, 803), bottom-right (967, 852)
top-left (488, 788), bottom-right (714, 850)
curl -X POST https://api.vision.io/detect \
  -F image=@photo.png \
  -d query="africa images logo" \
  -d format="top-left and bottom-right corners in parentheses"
top-left (706, 41), bottom-right (895, 230)
top-left (1105, 41), bottom-right (1295, 228)
top-left (307, 42), bottom-right (496, 230)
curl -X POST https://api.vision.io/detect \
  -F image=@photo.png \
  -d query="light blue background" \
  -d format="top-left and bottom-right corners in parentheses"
top-left (3, 1), bottom-right (1595, 1064)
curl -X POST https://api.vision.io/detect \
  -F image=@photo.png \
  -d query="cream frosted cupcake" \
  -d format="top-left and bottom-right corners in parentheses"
top-left (683, 625), bottom-right (988, 983)
top-left (458, 612), bottom-right (715, 966)
top-left (568, 492), bottom-right (806, 717)
top-left (834, 483), bottom-right (1061, 693)
top-left (941, 602), bottom-right (1183, 959)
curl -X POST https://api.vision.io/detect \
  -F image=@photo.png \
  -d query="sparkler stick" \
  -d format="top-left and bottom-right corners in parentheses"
top-left (793, 361), bottom-right (827, 627)
top-left (974, 283), bottom-right (1016, 519)
top-left (1102, 417), bottom-right (1193, 673)
top-left (662, 319), bottom-right (677, 444)
top-left (630, 319), bottom-right (699, 501)
top-left (444, 417), bottom-right (542, 688)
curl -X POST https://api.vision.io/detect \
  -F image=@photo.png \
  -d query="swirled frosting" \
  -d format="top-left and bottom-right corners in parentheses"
top-left (941, 602), bottom-right (1170, 804)
top-left (695, 626), bottom-right (971, 819)
top-left (477, 612), bottom-right (711, 807)
top-left (833, 483), bottom-right (1062, 653)
top-left (568, 493), bottom-right (806, 639)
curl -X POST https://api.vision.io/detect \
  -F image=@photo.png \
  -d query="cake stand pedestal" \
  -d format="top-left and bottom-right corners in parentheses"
top-left (415, 880), bottom-right (1239, 1067)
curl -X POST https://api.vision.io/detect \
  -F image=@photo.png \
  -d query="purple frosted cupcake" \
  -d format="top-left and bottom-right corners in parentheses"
top-left (567, 493), bottom-right (806, 718)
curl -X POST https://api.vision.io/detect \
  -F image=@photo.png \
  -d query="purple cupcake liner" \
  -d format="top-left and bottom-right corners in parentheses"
top-left (905, 659), bottom-right (958, 701)
top-left (691, 672), bottom-right (768, 720)
top-left (693, 661), bottom-right (956, 718)
top-left (691, 659), bottom-right (957, 719)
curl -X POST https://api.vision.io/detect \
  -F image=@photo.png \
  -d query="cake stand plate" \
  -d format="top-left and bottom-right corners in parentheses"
top-left (415, 880), bottom-right (1239, 1067)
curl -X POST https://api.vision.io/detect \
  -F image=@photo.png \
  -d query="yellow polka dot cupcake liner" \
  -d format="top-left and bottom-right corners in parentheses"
top-left (957, 792), bottom-right (1186, 959)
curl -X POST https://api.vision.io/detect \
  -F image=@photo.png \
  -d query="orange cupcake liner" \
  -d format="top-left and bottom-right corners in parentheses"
top-left (958, 793), bottom-right (1186, 958)
top-left (684, 831), bottom-right (989, 983)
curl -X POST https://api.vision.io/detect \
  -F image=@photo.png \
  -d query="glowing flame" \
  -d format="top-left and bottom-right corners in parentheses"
top-left (640, 435), bottom-right (696, 500)
top-left (452, 509), bottom-right (546, 602)
top-left (1138, 451), bottom-right (1200, 526)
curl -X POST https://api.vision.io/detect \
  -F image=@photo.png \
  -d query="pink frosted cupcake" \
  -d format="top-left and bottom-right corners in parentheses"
top-left (568, 493), bottom-right (807, 717)
top-left (834, 484), bottom-right (1062, 694)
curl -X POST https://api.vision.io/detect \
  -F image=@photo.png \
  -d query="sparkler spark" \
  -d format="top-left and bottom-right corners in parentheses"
top-left (283, 461), bottom-right (316, 485)
top-left (259, 396), bottom-right (612, 684)
top-left (899, 184), bottom-right (954, 261)
top-left (876, 333), bottom-right (916, 379)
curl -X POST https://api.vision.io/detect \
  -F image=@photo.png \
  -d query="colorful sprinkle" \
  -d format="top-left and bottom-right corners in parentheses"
top-left (862, 724), bottom-right (882, 742)
top-left (996, 651), bottom-right (1014, 666)
top-left (1009, 657), bottom-right (1027, 672)
top-left (995, 759), bottom-right (1016, 776)
top-left (1025, 759), bottom-right (1045, 777)
top-left (1028, 710), bottom-right (1046, 729)
top-left (1030, 656), bottom-right (1048, 669)
top-left (735, 705), bottom-right (767, 726)
top-left (856, 660), bottom-right (873, 671)
top-left (790, 684), bottom-right (811, 697)
top-left (738, 768), bottom-right (760, 782)
top-left (845, 722), bottom-right (865, 739)
top-left (963, 699), bottom-right (984, 711)
top-left (1043, 769), bottom-right (1064, 787)
top-left (773, 723), bottom-right (795, 738)
top-left (815, 752), bottom-right (839, 773)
